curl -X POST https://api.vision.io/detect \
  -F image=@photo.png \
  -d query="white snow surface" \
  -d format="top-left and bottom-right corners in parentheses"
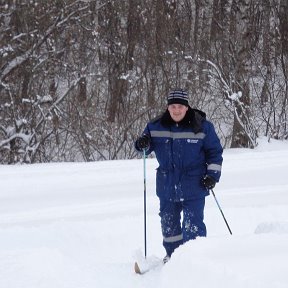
top-left (1, 137), bottom-right (288, 288)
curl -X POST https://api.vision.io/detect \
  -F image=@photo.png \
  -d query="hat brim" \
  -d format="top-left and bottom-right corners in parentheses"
top-left (167, 98), bottom-right (189, 106)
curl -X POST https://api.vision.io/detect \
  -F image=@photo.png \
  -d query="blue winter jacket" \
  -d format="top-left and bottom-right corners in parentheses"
top-left (136, 107), bottom-right (223, 201)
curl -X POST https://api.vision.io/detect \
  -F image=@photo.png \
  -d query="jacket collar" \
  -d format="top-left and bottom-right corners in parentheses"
top-left (160, 106), bottom-right (206, 133)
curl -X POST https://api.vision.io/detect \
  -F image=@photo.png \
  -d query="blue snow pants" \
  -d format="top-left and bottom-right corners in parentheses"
top-left (159, 198), bottom-right (207, 256)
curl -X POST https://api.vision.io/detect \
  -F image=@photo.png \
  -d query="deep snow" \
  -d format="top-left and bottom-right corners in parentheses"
top-left (0, 137), bottom-right (288, 288)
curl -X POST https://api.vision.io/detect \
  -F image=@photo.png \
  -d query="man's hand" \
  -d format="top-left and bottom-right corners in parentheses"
top-left (136, 135), bottom-right (150, 150)
top-left (202, 175), bottom-right (216, 190)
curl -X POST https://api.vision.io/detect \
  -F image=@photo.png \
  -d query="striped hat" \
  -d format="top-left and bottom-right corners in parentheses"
top-left (167, 89), bottom-right (189, 106)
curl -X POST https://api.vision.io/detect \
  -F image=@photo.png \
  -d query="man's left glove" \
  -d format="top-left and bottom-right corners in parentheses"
top-left (202, 175), bottom-right (216, 190)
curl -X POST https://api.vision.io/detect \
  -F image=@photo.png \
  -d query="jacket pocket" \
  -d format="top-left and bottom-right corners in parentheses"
top-left (181, 170), bottom-right (207, 199)
top-left (156, 168), bottom-right (169, 199)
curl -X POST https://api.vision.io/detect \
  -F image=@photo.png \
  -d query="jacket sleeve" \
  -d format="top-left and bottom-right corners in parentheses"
top-left (202, 121), bottom-right (223, 182)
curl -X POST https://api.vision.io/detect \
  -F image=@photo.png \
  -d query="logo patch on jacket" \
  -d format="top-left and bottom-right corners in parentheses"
top-left (187, 139), bottom-right (199, 143)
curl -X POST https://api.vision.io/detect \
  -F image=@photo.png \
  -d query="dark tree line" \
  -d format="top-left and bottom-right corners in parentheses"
top-left (0, 0), bottom-right (287, 164)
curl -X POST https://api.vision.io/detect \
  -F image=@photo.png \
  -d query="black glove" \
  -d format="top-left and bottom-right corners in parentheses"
top-left (202, 175), bottom-right (216, 190)
top-left (136, 135), bottom-right (150, 150)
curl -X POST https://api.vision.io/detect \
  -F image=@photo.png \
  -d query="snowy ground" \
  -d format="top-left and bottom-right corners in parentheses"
top-left (0, 137), bottom-right (288, 288)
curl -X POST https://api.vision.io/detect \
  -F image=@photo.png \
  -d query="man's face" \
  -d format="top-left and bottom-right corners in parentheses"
top-left (168, 103), bottom-right (188, 122)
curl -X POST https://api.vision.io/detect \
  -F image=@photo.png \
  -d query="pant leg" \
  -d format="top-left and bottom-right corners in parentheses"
top-left (159, 200), bottom-right (183, 256)
top-left (182, 198), bottom-right (207, 242)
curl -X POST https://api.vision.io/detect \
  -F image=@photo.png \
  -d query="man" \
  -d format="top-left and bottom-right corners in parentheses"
top-left (135, 89), bottom-right (223, 262)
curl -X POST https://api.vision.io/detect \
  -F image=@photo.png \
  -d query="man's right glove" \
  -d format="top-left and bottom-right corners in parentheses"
top-left (202, 175), bottom-right (216, 190)
top-left (136, 135), bottom-right (150, 151)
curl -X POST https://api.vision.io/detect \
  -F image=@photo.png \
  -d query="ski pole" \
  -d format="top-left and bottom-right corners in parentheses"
top-left (211, 189), bottom-right (232, 235)
top-left (143, 149), bottom-right (147, 258)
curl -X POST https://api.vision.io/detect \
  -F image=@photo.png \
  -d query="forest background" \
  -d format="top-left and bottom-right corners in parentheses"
top-left (0, 0), bottom-right (287, 164)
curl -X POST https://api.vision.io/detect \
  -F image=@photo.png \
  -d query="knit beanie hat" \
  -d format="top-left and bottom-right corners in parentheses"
top-left (167, 89), bottom-right (189, 106)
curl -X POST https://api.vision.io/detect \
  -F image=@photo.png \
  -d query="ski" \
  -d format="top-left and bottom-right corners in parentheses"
top-left (134, 262), bottom-right (144, 274)
top-left (134, 258), bottom-right (164, 275)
